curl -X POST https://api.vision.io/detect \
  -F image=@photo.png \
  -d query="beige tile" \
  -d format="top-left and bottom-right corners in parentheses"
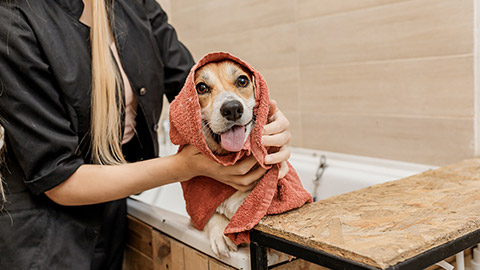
top-left (177, 38), bottom-right (204, 62)
top-left (170, 0), bottom-right (199, 15)
top-left (260, 67), bottom-right (300, 112)
top-left (296, 0), bottom-right (407, 20)
top-left (299, 56), bottom-right (474, 118)
top-left (301, 113), bottom-right (474, 165)
top-left (283, 110), bottom-right (303, 148)
top-left (475, 0), bottom-right (480, 156)
top-left (182, 23), bottom-right (298, 70)
top-left (169, 0), bottom-right (477, 167)
top-left (169, 8), bottom-right (200, 43)
top-left (156, 0), bottom-right (171, 16)
top-left (171, 0), bottom-right (296, 39)
top-left (298, 0), bottom-right (473, 65)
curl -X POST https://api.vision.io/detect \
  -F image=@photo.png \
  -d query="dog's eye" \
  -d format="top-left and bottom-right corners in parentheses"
top-left (236, 75), bottom-right (249, 88)
top-left (196, 82), bottom-right (210, 94)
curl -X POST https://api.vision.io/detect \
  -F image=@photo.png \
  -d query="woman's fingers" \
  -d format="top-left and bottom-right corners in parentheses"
top-left (228, 165), bottom-right (266, 192)
top-left (228, 155), bottom-right (258, 175)
top-left (278, 161), bottom-right (289, 179)
top-left (262, 131), bottom-right (291, 147)
top-left (263, 109), bottom-right (289, 136)
top-left (265, 145), bottom-right (290, 164)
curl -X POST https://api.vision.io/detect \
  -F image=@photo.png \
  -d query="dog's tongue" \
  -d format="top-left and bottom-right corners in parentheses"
top-left (220, 126), bottom-right (246, 152)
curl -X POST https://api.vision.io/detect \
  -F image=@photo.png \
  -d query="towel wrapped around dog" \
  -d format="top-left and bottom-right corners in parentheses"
top-left (169, 52), bottom-right (312, 245)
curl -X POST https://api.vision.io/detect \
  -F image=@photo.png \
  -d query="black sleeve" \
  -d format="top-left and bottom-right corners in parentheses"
top-left (143, 0), bottom-right (195, 102)
top-left (0, 6), bottom-right (84, 195)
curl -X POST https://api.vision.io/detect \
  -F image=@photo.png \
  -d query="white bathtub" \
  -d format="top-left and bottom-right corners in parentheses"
top-left (128, 147), bottom-right (435, 269)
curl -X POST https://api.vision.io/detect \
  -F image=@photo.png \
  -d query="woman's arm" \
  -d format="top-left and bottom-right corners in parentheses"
top-left (45, 145), bottom-right (266, 205)
top-left (1, 2), bottom-right (292, 206)
top-left (45, 100), bottom-right (292, 206)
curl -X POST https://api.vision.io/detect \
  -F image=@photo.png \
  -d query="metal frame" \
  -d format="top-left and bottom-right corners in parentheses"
top-left (250, 228), bottom-right (480, 270)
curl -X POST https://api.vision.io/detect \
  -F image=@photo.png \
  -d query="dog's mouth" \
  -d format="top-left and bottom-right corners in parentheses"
top-left (218, 125), bottom-right (246, 152)
top-left (205, 118), bottom-right (254, 153)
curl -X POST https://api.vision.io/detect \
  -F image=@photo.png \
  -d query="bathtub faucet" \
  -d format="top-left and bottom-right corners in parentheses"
top-left (312, 155), bottom-right (328, 202)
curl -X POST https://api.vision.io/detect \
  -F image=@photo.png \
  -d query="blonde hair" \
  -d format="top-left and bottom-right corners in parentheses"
top-left (0, 1), bottom-right (124, 206)
top-left (90, 0), bottom-right (126, 165)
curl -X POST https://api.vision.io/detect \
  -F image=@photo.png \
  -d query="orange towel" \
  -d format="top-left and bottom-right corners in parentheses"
top-left (169, 52), bottom-right (312, 245)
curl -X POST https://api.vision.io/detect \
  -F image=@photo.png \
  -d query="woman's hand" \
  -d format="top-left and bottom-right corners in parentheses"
top-left (262, 100), bottom-right (291, 179)
top-left (177, 145), bottom-right (266, 192)
top-left (177, 100), bottom-right (292, 191)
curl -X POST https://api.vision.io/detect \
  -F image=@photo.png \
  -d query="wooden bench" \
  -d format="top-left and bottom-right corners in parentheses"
top-left (251, 158), bottom-right (480, 269)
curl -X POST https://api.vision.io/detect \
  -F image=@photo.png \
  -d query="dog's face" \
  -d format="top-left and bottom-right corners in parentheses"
top-left (195, 61), bottom-right (256, 155)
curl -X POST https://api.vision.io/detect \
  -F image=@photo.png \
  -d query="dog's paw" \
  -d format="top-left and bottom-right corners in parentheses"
top-left (205, 213), bottom-right (238, 258)
top-left (209, 232), bottom-right (238, 259)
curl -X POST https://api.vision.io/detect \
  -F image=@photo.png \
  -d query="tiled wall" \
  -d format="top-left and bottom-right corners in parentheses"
top-left (160, 0), bottom-right (478, 166)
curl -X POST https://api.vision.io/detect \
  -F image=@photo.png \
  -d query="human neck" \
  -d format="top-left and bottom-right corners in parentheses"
top-left (80, 0), bottom-right (92, 27)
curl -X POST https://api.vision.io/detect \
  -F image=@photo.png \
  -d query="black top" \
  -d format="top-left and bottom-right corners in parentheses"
top-left (0, 0), bottom-right (194, 269)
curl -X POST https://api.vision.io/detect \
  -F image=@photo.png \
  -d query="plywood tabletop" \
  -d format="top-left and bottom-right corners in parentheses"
top-left (256, 159), bottom-right (480, 269)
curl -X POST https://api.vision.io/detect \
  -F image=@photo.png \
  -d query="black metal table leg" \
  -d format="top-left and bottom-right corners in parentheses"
top-left (251, 229), bottom-right (377, 270)
top-left (250, 233), bottom-right (268, 270)
top-left (250, 228), bottom-right (480, 270)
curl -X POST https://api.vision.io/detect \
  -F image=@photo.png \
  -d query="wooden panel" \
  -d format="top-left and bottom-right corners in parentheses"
top-left (127, 216), bottom-right (153, 258)
top-left (299, 56), bottom-right (474, 117)
top-left (150, 228), bottom-right (236, 270)
top-left (184, 247), bottom-right (209, 270)
top-left (124, 245), bottom-right (154, 270)
top-left (170, 239), bottom-right (185, 270)
top-left (298, 0), bottom-right (473, 65)
top-left (301, 112), bottom-right (473, 166)
top-left (152, 230), bottom-right (172, 270)
top-left (208, 259), bottom-right (237, 270)
top-left (297, 0), bottom-right (407, 20)
top-left (256, 159), bottom-right (480, 269)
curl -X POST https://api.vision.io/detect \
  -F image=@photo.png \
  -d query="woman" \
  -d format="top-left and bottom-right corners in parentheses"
top-left (0, 0), bottom-right (291, 269)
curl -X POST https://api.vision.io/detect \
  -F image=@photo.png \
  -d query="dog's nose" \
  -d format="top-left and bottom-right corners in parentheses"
top-left (220, 100), bottom-right (244, 121)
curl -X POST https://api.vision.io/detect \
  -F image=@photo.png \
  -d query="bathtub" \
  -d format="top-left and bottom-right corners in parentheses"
top-left (127, 147), bottom-right (435, 269)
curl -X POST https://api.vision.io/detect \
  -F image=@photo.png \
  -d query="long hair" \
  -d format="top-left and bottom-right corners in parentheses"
top-left (90, 0), bottom-right (126, 165)
top-left (1, 0), bottom-right (125, 206)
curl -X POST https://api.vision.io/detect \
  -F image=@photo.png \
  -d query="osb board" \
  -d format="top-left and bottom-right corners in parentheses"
top-left (256, 159), bottom-right (480, 269)
top-left (272, 259), bottom-right (330, 270)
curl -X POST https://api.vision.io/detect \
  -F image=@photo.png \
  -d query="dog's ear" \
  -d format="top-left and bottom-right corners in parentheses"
top-left (252, 75), bottom-right (256, 99)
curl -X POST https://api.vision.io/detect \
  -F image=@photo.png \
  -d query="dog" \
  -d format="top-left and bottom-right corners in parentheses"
top-left (194, 60), bottom-right (257, 258)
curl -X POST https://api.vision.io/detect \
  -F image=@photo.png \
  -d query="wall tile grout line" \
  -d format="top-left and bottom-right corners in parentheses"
top-left (297, 53), bottom-right (474, 69)
top-left (295, 0), bottom-right (420, 24)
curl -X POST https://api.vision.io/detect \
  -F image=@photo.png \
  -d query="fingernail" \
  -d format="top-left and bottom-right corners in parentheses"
top-left (265, 156), bottom-right (271, 163)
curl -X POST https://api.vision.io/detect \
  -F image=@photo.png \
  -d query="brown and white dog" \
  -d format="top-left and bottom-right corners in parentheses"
top-left (194, 61), bottom-right (256, 258)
